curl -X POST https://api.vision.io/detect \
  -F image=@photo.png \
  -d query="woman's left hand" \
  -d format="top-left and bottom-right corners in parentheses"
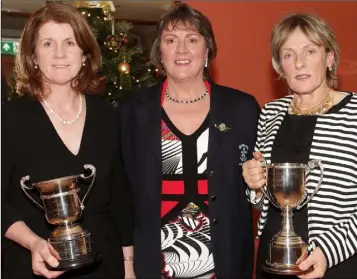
top-left (124, 260), bottom-right (136, 279)
top-left (298, 247), bottom-right (327, 279)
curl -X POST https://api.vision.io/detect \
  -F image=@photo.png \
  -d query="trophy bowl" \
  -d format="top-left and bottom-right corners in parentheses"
top-left (20, 164), bottom-right (100, 271)
top-left (261, 160), bottom-right (324, 275)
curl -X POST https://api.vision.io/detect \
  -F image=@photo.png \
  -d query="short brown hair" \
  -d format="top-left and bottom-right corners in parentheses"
top-left (150, 3), bottom-right (217, 77)
top-left (271, 13), bottom-right (339, 88)
top-left (15, 3), bottom-right (102, 97)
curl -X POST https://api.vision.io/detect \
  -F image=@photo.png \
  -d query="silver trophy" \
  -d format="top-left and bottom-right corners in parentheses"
top-left (261, 160), bottom-right (324, 275)
top-left (20, 164), bottom-right (100, 271)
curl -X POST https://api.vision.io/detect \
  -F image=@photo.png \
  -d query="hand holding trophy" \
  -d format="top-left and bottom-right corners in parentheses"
top-left (260, 160), bottom-right (324, 275)
top-left (20, 164), bottom-right (100, 271)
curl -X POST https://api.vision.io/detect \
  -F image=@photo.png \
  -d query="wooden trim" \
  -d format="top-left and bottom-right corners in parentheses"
top-left (1, 11), bottom-right (157, 25)
top-left (115, 19), bottom-right (157, 25)
top-left (1, 11), bottom-right (31, 18)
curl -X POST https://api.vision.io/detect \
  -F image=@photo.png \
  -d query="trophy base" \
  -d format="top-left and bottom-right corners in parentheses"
top-left (262, 260), bottom-right (313, 275)
top-left (46, 251), bottom-right (101, 271)
top-left (48, 227), bottom-right (99, 271)
top-left (263, 233), bottom-right (314, 275)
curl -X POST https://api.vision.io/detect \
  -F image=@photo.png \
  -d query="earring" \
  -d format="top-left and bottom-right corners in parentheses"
top-left (82, 62), bottom-right (86, 67)
top-left (204, 58), bottom-right (208, 68)
top-left (34, 64), bottom-right (38, 69)
top-left (328, 65), bottom-right (332, 71)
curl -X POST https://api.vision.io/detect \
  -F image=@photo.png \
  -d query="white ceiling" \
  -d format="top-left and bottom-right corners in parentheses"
top-left (2, 0), bottom-right (172, 21)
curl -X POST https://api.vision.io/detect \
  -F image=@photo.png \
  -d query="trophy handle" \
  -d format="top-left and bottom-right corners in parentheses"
top-left (78, 164), bottom-right (96, 210)
top-left (20, 175), bottom-right (43, 210)
top-left (260, 160), bottom-right (281, 209)
top-left (296, 159), bottom-right (324, 210)
top-left (260, 186), bottom-right (281, 209)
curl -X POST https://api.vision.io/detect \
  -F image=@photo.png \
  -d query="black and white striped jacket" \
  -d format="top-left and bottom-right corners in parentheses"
top-left (246, 93), bottom-right (357, 269)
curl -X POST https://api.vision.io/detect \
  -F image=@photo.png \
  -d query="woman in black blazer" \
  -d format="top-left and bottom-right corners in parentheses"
top-left (119, 3), bottom-right (260, 279)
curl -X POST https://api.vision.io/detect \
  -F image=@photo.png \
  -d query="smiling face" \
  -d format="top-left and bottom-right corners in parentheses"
top-left (279, 27), bottom-right (334, 95)
top-left (160, 23), bottom-right (208, 82)
top-left (34, 21), bottom-right (86, 87)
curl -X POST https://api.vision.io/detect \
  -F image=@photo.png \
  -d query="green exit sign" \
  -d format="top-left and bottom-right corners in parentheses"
top-left (1, 41), bottom-right (19, 55)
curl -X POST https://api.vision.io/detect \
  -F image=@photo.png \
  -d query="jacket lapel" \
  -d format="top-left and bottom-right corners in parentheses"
top-left (208, 82), bottom-right (230, 162)
top-left (134, 83), bottom-right (162, 166)
top-left (263, 99), bottom-right (291, 163)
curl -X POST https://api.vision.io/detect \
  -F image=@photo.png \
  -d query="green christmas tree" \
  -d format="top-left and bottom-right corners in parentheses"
top-left (76, 2), bottom-right (160, 104)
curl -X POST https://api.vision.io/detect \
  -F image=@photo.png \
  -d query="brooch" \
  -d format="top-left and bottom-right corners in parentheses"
top-left (214, 123), bottom-right (231, 133)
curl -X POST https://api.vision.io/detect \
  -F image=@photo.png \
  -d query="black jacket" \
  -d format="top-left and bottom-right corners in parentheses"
top-left (119, 81), bottom-right (260, 279)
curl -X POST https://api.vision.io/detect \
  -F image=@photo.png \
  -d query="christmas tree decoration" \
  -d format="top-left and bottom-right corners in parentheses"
top-left (104, 34), bottom-right (122, 50)
top-left (74, 1), bottom-right (115, 19)
top-left (117, 62), bottom-right (130, 74)
top-left (122, 36), bottom-right (129, 45)
top-left (74, 0), bottom-right (160, 103)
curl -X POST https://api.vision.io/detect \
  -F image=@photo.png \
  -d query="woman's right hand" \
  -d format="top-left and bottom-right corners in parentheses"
top-left (30, 237), bottom-right (64, 279)
top-left (242, 151), bottom-right (265, 190)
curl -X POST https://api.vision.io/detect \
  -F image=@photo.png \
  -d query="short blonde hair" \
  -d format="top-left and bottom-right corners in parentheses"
top-left (15, 3), bottom-right (102, 98)
top-left (271, 13), bottom-right (339, 88)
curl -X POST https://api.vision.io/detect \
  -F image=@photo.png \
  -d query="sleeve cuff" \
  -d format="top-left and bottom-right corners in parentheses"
top-left (250, 189), bottom-right (264, 204)
top-left (121, 235), bottom-right (134, 247)
top-left (1, 206), bottom-right (24, 238)
top-left (1, 210), bottom-right (24, 249)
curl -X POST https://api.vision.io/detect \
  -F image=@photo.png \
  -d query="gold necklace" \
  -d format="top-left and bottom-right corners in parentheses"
top-left (288, 92), bottom-right (333, 115)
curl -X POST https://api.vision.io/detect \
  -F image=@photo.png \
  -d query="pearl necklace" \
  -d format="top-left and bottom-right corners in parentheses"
top-left (41, 93), bottom-right (83, 125)
top-left (288, 92), bottom-right (333, 115)
top-left (165, 90), bottom-right (208, 104)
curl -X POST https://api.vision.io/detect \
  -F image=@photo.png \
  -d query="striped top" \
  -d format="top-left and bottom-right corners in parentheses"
top-left (246, 92), bottom-right (357, 269)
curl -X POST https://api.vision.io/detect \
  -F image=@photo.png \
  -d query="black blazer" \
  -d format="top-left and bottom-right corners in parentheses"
top-left (119, 81), bottom-right (260, 279)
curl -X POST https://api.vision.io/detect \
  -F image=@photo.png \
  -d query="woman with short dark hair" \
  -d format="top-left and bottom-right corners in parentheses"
top-left (120, 3), bottom-right (259, 278)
